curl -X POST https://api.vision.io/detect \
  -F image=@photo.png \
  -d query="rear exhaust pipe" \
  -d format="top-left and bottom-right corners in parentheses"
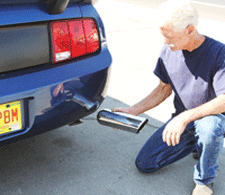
top-left (97, 109), bottom-right (148, 134)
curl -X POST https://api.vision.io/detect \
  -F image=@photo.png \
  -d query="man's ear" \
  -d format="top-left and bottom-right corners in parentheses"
top-left (186, 25), bottom-right (195, 35)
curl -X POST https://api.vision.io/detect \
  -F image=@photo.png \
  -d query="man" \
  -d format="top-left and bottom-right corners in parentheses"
top-left (113, 0), bottom-right (225, 194)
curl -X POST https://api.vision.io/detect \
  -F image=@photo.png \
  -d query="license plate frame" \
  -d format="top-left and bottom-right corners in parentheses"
top-left (0, 100), bottom-right (25, 136)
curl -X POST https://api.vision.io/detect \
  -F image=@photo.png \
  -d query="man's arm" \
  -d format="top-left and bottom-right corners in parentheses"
top-left (113, 80), bottom-right (172, 115)
top-left (163, 93), bottom-right (225, 146)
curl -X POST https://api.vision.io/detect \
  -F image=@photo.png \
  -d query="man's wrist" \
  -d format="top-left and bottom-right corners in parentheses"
top-left (129, 106), bottom-right (141, 116)
top-left (180, 110), bottom-right (194, 125)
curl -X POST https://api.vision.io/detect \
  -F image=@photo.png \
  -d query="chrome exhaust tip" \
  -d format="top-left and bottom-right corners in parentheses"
top-left (97, 109), bottom-right (148, 134)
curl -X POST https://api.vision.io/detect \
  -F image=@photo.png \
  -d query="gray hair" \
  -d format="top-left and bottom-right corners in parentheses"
top-left (156, 0), bottom-right (199, 31)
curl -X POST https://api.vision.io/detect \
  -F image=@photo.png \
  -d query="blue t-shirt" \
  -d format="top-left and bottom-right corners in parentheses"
top-left (154, 36), bottom-right (225, 116)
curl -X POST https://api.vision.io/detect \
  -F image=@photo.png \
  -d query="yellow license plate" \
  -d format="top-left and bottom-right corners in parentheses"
top-left (0, 101), bottom-right (23, 135)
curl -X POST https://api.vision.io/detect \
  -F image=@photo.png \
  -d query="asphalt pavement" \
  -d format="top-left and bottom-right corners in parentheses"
top-left (1, 0), bottom-right (225, 195)
top-left (1, 97), bottom-right (225, 195)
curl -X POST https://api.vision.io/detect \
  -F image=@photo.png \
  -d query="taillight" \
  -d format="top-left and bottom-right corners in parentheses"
top-left (51, 22), bottom-right (71, 63)
top-left (68, 20), bottom-right (86, 58)
top-left (51, 18), bottom-right (100, 64)
top-left (83, 19), bottom-right (99, 54)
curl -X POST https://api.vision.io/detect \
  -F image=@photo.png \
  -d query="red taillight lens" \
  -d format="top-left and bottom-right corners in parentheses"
top-left (68, 20), bottom-right (86, 58)
top-left (51, 22), bottom-right (71, 63)
top-left (51, 18), bottom-right (100, 64)
top-left (83, 19), bottom-right (99, 54)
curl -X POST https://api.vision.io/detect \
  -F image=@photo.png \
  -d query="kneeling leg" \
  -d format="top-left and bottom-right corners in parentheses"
top-left (135, 120), bottom-right (196, 173)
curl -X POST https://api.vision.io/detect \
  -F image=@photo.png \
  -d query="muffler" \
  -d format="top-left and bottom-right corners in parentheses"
top-left (97, 109), bottom-right (148, 134)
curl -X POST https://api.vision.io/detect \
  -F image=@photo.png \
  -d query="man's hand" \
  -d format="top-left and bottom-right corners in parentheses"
top-left (162, 112), bottom-right (189, 146)
top-left (111, 107), bottom-right (136, 131)
top-left (112, 107), bottom-right (137, 115)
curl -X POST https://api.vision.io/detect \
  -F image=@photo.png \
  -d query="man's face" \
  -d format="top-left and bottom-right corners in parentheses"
top-left (160, 25), bottom-right (190, 51)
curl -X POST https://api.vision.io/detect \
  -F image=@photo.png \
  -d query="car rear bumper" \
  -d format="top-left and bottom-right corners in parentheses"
top-left (0, 48), bottom-right (112, 144)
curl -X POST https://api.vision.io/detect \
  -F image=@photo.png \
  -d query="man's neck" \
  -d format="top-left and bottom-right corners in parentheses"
top-left (186, 34), bottom-right (205, 52)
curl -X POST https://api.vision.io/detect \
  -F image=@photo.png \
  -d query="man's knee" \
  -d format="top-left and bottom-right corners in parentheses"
top-left (195, 115), bottom-right (225, 143)
top-left (135, 158), bottom-right (148, 173)
top-left (135, 157), bottom-right (153, 173)
top-left (135, 153), bottom-right (160, 173)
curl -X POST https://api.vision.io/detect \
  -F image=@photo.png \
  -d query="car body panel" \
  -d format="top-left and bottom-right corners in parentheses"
top-left (0, 1), bottom-right (112, 144)
top-left (0, 3), bottom-right (82, 26)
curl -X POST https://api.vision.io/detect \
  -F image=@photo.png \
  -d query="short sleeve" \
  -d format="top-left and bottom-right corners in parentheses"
top-left (213, 59), bottom-right (225, 96)
top-left (153, 57), bottom-right (169, 84)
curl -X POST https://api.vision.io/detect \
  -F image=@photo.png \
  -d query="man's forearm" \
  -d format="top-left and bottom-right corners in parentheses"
top-left (130, 81), bottom-right (172, 115)
top-left (162, 94), bottom-right (225, 146)
top-left (181, 94), bottom-right (225, 125)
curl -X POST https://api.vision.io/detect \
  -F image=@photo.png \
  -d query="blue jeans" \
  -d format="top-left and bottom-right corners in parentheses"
top-left (135, 114), bottom-right (225, 185)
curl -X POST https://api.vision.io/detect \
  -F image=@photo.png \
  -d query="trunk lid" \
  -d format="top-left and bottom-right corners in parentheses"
top-left (0, 0), bottom-right (98, 73)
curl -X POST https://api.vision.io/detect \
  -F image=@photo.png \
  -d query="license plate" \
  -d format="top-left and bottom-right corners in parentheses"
top-left (0, 101), bottom-right (23, 135)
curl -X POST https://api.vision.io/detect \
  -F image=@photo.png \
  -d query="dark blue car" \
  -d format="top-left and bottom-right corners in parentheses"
top-left (0, 0), bottom-right (112, 145)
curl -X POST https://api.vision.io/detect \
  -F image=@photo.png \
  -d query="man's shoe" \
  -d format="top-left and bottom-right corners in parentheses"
top-left (191, 183), bottom-right (214, 195)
